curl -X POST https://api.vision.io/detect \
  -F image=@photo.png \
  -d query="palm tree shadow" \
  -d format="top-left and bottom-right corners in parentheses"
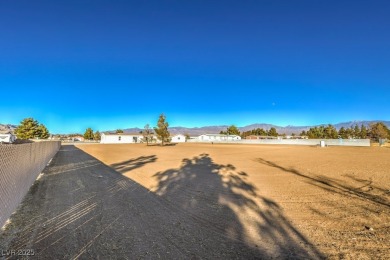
top-left (153, 153), bottom-right (324, 259)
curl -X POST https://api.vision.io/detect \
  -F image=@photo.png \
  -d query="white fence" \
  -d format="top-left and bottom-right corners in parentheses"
top-left (0, 141), bottom-right (61, 227)
top-left (188, 139), bottom-right (370, 147)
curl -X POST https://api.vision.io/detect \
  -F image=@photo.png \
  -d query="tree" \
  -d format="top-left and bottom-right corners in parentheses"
top-left (15, 117), bottom-right (50, 139)
top-left (154, 114), bottom-right (170, 146)
top-left (307, 126), bottom-right (325, 139)
top-left (338, 127), bottom-right (348, 139)
top-left (116, 129), bottom-right (124, 133)
top-left (360, 125), bottom-right (368, 139)
top-left (94, 131), bottom-right (101, 141)
top-left (84, 128), bottom-right (94, 140)
top-left (142, 124), bottom-right (153, 146)
top-left (325, 124), bottom-right (338, 139)
top-left (353, 125), bottom-right (360, 139)
top-left (255, 128), bottom-right (267, 136)
top-left (37, 124), bottom-right (50, 139)
top-left (268, 127), bottom-right (278, 137)
top-left (227, 125), bottom-right (240, 135)
top-left (369, 122), bottom-right (389, 141)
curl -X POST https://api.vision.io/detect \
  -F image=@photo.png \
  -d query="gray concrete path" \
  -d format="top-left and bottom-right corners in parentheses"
top-left (0, 145), bottom-right (323, 259)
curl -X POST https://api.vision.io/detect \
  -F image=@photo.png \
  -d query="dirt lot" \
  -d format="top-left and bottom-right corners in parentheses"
top-left (1, 143), bottom-right (389, 259)
top-left (78, 143), bottom-right (390, 259)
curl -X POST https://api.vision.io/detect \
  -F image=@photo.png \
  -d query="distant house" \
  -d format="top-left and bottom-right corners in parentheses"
top-left (0, 131), bottom-right (16, 143)
top-left (100, 133), bottom-right (143, 144)
top-left (197, 134), bottom-right (241, 141)
top-left (73, 136), bottom-right (84, 142)
top-left (171, 134), bottom-right (186, 143)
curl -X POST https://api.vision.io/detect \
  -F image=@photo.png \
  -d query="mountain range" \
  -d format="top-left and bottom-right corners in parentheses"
top-left (2, 121), bottom-right (389, 135)
top-left (109, 120), bottom-right (390, 136)
top-left (0, 124), bottom-right (17, 133)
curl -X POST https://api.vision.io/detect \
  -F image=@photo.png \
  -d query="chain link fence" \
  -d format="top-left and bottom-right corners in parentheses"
top-left (0, 141), bottom-right (60, 227)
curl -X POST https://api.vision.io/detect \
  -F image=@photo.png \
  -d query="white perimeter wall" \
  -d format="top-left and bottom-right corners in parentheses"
top-left (188, 138), bottom-right (370, 147)
top-left (198, 135), bottom-right (241, 141)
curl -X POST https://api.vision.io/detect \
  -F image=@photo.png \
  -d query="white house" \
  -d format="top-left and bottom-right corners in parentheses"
top-left (0, 131), bottom-right (16, 143)
top-left (171, 134), bottom-right (186, 143)
top-left (100, 133), bottom-right (143, 144)
top-left (197, 134), bottom-right (241, 142)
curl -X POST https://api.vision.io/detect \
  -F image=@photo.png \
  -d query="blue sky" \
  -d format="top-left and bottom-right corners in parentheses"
top-left (1, 0), bottom-right (389, 133)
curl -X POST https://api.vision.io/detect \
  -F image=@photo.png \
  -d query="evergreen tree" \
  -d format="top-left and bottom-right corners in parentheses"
top-left (325, 124), bottom-right (338, 139)
top-left (338, 127), bottom-right (348, 139)
top-left (15, 118), bottom-right (50, 139)
top-left (369, 122), bottom-right (389, 141)
top-left (268, 127), bottom-right (278, 137)
top-left (346, 127), bottom-right (354, 139)
top-left (94, 131), bottom-right (101, 141)
top-left (255, 128), bottom-right (267, 136)
top-left (360, 125), bottom-right (368, 138)
top-left (227, 125), bottom-right (240, 135)
top-left (154, 114), bottom-right (170, 146)
top-left (353, 124), bottom-right (360, 139)
top-left (37, 124), bottom-right (50, 139)
top-left (84, 128), bottom-right (94, 140)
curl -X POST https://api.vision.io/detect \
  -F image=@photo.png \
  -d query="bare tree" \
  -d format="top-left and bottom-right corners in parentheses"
top-left (142, 124), bottom-right (153, 146)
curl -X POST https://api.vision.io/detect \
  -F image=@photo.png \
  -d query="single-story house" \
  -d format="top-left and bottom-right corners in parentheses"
top-left (0, 131), bottom-right (16, 143)
top-left (100, 133), bottom-right (143, 144)
top-left (197, 134), bottom-right (241, 141)
top-left (171, 134), bottom-right (186, 143)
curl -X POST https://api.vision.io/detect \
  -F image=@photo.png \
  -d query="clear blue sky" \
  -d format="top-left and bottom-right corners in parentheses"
top-left (1, 0), bottom-right (389, 134)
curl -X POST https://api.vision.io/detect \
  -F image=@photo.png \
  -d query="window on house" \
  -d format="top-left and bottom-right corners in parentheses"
top-left (118, 136), bottom-right (121, 141)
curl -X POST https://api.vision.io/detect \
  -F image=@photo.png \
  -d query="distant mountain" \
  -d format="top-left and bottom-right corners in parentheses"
top-left (0, 124), bottom-right (17, 133)
top-left (333, 120), bottom-right (390, 130)
top-left (116, 120), bottom-right (390, 136)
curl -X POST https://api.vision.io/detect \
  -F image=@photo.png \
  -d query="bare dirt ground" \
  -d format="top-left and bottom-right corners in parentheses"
top-left (1, 143), bottom-right (389, 259)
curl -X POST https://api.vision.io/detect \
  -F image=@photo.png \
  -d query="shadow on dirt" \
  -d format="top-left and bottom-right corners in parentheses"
top-left (110, 155), bottom-right (157, 173)
top-left (256, 158), bottom-right (390, 209)
top-left (153, 153), bottom-right (324, 259)
top-left (0, 146), bottom-right (323, 259)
